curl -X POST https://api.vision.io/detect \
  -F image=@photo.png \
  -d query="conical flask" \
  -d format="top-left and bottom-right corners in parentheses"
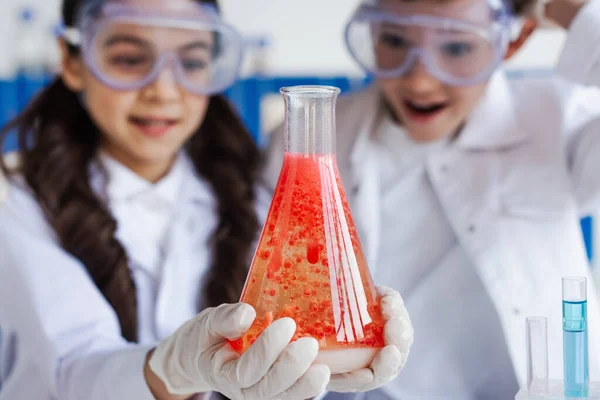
top-left (230, 85), bottom-right (384, 374)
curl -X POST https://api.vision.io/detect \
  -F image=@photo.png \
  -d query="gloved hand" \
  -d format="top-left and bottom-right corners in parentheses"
top-left (326, 286), bottom-right (413, 393)
top-left (149, 303), bottom-right (330, 400)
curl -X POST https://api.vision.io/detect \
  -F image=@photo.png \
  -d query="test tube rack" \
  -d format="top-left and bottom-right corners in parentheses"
top-left (516, 277), bottom-right (593, 399)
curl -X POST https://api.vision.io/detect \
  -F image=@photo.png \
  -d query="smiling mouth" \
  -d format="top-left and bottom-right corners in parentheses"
top-left (402, 99), bottom-right (449, 123)
top-left (404, 100), bottom-right (448, 114)
top-left (129, 116), bottom-right (179, 126)
top-left (129, 116), bottom-right (179, 137)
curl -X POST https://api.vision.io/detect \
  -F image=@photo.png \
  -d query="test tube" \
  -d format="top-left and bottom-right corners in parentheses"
top-left (527, 317), bottom-right (549, 395)
top-left (563, 277), bottom-right (589, 398)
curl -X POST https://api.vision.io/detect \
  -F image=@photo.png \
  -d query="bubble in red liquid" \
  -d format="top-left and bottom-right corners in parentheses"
top-left (267, 252), bottom-right (282, 276)
top-left (269, 289), bottom-right (277, 296)
top-left (307, 241), bottom-right (320, 264)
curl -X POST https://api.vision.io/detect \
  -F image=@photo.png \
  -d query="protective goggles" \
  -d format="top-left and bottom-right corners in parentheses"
top-left (344, 0), bottom-right (513, 86)
top-left (62, 0), bottom-right (243, 95)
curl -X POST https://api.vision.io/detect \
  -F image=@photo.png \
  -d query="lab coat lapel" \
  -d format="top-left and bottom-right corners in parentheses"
top-left (341, 87), bottom-right (385, 272)
top-left (154, 206), bottom-right (189, 339)
top-left (154, 161), bottom-right (216, 339)
top-left (352, 133), bottom-right (383, 272)
top-left (426, 71), bottom-right (529, 259)
top-left (455, 71), bottom-right (527, 151)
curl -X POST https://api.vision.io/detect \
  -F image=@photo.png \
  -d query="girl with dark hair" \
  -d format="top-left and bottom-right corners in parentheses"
top-left (0, 0), bottom-right (413, 399)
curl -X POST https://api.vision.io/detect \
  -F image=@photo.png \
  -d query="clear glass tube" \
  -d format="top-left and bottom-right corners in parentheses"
top-left (563, 276), bottom-right (587, 302)
top-left (526, 317), bottom-right (549, 395)
top-left (562, 277), bottom-right (589, 398)
top-left (282, 85), bottom-right (339, 155)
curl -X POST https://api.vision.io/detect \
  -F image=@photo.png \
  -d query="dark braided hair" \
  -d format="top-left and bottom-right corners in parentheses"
top-left (0, 0), bottom-right (260, 343)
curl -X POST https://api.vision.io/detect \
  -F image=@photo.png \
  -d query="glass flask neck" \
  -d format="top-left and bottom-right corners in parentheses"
top-left (281, 86), bottom-right (340, 155)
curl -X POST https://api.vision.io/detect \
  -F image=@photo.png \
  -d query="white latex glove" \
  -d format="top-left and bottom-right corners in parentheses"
top-left (326, 286), bottom-right (413, 393)
top-left (149, 303), bottom-right (330, 400)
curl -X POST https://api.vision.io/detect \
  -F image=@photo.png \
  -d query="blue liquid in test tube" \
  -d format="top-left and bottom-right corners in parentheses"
top-left (563, 277), bottom-right (589, 398)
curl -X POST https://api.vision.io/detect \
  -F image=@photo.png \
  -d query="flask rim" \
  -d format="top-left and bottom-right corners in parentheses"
top-left (280, 85), bottom-right (341, 97)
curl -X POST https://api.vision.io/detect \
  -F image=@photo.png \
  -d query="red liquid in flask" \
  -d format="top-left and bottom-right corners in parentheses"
top-left (230, 86), bottom-right (384, 373)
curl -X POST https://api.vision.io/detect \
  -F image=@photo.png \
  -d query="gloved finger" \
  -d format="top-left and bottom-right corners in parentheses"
top-left (205, 303), bottom-right (256, 341)
top-left (376, 285), bottom-right (396, 297)
top-left (244, 337), bottom-right (319, 399)
top-left (275, 364), bottom-right (331, 400)
top-left (377, 287), bottom-right (405, 321)
top-left (327, 368), bottom-right (374, 392)
top-left (371, 345), bottom-right (403, 380)
top-left (226, 317), bottom-right (297, 389)
top-left (384, 316), bottom-right (414, 354)
top-left (328, 345), bottom-right (404, 393)
top-left (327, 345), bottom-right (403, 393)
top-left (394, 304), bottom-right (411, 329)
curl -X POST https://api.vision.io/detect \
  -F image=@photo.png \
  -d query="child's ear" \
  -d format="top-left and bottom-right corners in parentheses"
top-left (504, 18), bottom-right (538, 60)
top-left (57, 39), bottom-right (85, 92)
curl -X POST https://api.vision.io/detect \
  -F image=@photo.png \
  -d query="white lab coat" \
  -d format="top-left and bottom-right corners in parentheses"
top-left (262, 0), bottom-right (600, 393)
top-left (0, 153), bottom-right (267, 399)
top-left (0, 244), bottom-right (58, 399)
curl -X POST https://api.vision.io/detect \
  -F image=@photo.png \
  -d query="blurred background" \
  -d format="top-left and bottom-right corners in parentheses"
top-left (0, 0), bottom-right (568, 144)
top-left (0, 0), bottom-right (593, 270)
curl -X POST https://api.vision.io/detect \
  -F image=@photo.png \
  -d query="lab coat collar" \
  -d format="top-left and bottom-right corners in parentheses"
top-left (177, 155), bottom-right (216, 206)
top-left (91, 151), bottom-right (214, 207)
top-left (97, 152), bottom-right (184, 206)
top-left (455, 70), bottom-right (528, 150)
